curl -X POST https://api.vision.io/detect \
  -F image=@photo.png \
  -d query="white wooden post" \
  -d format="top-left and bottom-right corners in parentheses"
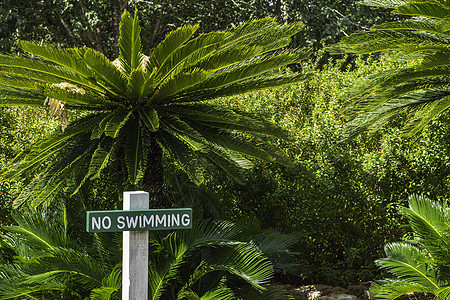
top-left (122, 191), bottom-right (149, 299)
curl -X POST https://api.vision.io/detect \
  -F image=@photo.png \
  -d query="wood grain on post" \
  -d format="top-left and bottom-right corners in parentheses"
top-left (122, 191), bottom-right (149, 299)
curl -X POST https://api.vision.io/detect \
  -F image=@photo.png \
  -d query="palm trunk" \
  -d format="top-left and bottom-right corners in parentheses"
top-left (142, 134), bottom-right (166, 209)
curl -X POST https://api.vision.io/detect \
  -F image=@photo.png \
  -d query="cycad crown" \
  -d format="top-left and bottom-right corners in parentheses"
top-left (329, 0), bottom-right (450, 139)
top-left (0, 10), bottom-right (310, 207)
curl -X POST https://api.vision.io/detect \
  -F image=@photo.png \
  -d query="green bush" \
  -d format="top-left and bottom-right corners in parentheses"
top-left (0, 107), bottom-right (57, 228)
top-left (207, 55), bottom-right (450, 285)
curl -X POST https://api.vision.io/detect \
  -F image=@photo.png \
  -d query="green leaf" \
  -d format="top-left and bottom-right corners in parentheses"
top-left (160, 114), bottom-right (209, 152)
top-left (76, 48), bottom-right (127, 95)
top-left (19, 41), bottom-right (105, 91)
top-left (128, 67), bottom-right (147, 100)
top-left (394, 2), bottom-right (450, 19)
top-left (0, 54), bottom-right (105, 93)
top-left (148, 24), bottom-right (199, 72)
top-left (153, 68), bottom-right (208, 101)
top-left (86, 138), bottom-right (115, 180)
top-left (104, 107), bottom-right (133, 138)
top-left (370, 279), bottom-right (432, 300)
top-left (377, 242), bottom-right (440, 290)
top-left (118, 10), bottom-right (143, 75)
top-left (138, 106), bottom-right (159, 131)
top-left (157, 130), bottom-right (205, 185)
top-left (41, 83), bottom-right (111, 107)
top-left (124, 118), bottom-right (146, 185)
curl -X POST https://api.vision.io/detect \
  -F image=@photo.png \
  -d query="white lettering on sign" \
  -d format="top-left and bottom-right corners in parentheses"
top-left (92, 217), bottom-right (101, 230)
top-left (143, 215), bottom-right (154, 227)
top-left (172, 214), bottom-right (180, 226)
top-left (182, 214), bottom-right (190, 226)
top-left (117, 216), bottom-right (125, 229)
top-left (87, 211), bottom-right (193, 232)
top-left (127, 216), bottom-right (139, 228)
top-left (102, 216), bottom-right (112, 229)
top-left (156, 215), bottom-right (166, 227)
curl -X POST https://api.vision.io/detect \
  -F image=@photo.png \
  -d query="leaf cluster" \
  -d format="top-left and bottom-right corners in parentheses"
top-left (329, 0), bottom-right (450, 139)
top-left (371, 194), bottom-right (450, 299)
top-left (0, 10), bottom-right (311, 208)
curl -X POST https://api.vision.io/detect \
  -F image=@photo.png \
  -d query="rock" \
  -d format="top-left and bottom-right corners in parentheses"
top-left (318, 293), bottom-right (358, 300)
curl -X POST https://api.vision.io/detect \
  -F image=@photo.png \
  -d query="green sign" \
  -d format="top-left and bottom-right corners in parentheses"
top-left (87, 208), bottom-right (192, 233)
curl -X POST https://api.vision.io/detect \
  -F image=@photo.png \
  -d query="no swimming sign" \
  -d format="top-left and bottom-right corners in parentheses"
top-left (86, 208), bottom-right (193, 232)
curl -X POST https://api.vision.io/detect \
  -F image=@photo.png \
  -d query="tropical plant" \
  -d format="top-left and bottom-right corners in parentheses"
top-left (0, 203), bottom-right (296, 299)
top-left (0, 9), bottom-right (310, 209)
top-left (371, 194), bottom-right (450, 299)
top-left (329, 0), bottom-right (450, 139)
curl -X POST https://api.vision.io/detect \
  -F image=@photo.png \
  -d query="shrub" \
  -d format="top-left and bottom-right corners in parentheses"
top-left (208, 55), bottom-right (450, 285)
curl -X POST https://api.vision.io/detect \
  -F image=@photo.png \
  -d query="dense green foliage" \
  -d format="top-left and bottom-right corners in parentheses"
top-left (371, 195), bottom-right (450, 299)
top-left (0, 0), bottom-right (395, 57)
top-left (0, 202), bottom-right (297, 299)
top-left (0, 108), bottom-right (56, 228)
top-left (329, 0), bottom-right (450, 139)
top-left (206, 56), bottom-right (450, 284)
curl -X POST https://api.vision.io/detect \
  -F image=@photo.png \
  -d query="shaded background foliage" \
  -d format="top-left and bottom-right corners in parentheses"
top-left (1, 0), bottom-right (450, 288)
top-left (0, 0), bottom-right (395, 57)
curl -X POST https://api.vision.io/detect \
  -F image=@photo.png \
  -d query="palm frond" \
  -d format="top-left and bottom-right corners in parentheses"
top-left (359, 0), bottom-right (407, 9)
top-left (0, 54), bottom-right (105, 93)
top-left (118, 9), bottom-right (143, 75)
top-left (14, 136), bottom-right (94, 208)
top-left (160, 114), bottom-right (209, 152)
top-left (138, 106), bottom-right (159, 131)
top-left (157, 130), bottom-right (205, 185)
top-left (370, 279), bottom-right (432, 300)
top-left (398, 195), bottom-right (450, 259)
top-left (148, 24), bottom-right (199, 72)
top-left (124, 118), bottom-right (146, 185)
top-left (393, 2), bottom-right (450, 19)
top-left (376, 242), bottom-right (441, 290)
top-left (76, 47), bottom-right (127, 96)
top-left (104, 107), bottom-right (133, 138)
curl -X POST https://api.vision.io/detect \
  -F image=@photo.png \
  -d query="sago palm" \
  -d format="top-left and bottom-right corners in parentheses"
top-left (329, 0), bottom-right (450, 139)
top-left (371, 195), bottom-right (450, 299)
top-left (0, 10), bottom-right (310, 208)
top-left (0, 205), bottom-right (295, 299)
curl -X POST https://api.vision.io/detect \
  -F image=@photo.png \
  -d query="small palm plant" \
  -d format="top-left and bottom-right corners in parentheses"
top-left (0, 9), bottom-right (310, 208)
top-left (371, 194), bottom-right (450, 299)
top-left (0, 205), bottom-right (295, 299)
top-left (329, 0), bottom-right (450, 139)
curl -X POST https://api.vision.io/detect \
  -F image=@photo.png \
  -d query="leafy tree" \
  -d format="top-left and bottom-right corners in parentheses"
top-left (329, 0), bottom-right (450, 139)
top-left (0, 0), bottom-right (396, 57)
top-left (371, 194), bottom-right (450, 299)
top-left (0, 10), bottom-right (310, 208)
